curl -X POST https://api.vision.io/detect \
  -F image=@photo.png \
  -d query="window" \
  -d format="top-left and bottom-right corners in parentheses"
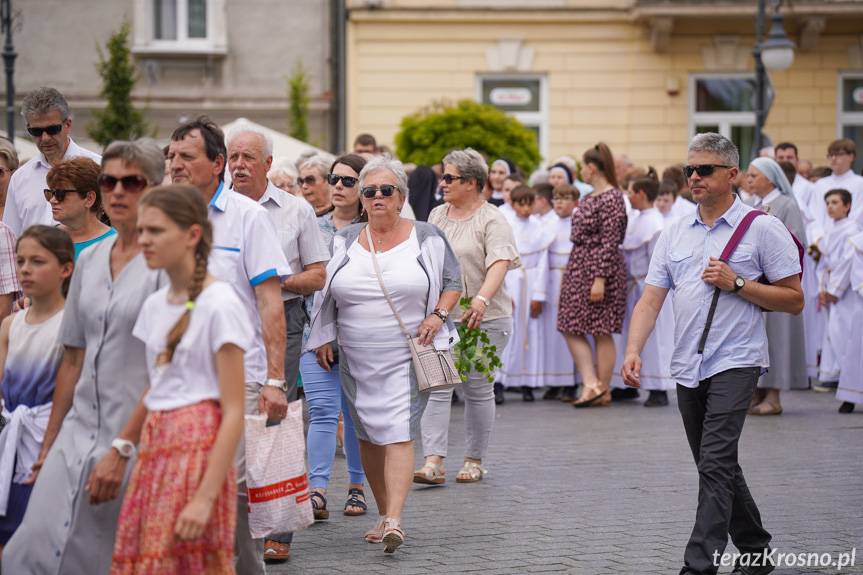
top-left (838, 73), bottom-right (863, 174)
top-left (476, 75), bottom-right (548, 160)
top-left (689, 74), bottom-right (757, 169)
top-left (133, 0), bottom-right (227, 55)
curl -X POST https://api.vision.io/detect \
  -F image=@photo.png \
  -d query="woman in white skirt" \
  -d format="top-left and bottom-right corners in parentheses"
top-left (307, 155), bottom-right (462, 553)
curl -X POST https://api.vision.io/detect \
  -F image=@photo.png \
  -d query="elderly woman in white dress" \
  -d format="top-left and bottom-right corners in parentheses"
top-left (307, 155), bottom-right (462, 554)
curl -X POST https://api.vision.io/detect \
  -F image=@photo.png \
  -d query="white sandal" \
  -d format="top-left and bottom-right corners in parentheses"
top-left (455, 461), bottom-right (487, 483)
top-left (364, 514), bottom-right (387, 543)
top-left (413, 461), bottom-right (445, 485)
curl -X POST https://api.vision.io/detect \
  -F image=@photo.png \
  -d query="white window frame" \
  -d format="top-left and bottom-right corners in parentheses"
top-left (837, 72), bottom-right (863, 136)
top-left (475, 74), bottom-right (549, 162)
top-left (688, 72), bottom-right (757, 142)
top-left (132, 0), bottom-right (227, 56)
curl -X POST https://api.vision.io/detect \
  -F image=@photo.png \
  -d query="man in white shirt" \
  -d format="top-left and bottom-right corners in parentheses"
top-left (3, 87), bottom-right (101, 237)
top-left (168, 116), bottom-right (290, 575)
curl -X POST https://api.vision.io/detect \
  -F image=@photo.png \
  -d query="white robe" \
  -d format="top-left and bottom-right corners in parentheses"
top-left (817, 218), bottom-right (862, 382)
top-left (837, 231), bottom-right (863, 405)
top-left (499, 217), bottom-right (552, 387)
top-left (811, 171), bottom-right (863, 231)
top-left (498, 202), bottom-right (516, 226)
top-left (670, 195), bottom-right (697, 220)
top-left (541, 215), bottom-right (578, 387)
top-left (611, 208), bottom-right (674, 391)
top-left (792, 174), bottom-right (825, 379)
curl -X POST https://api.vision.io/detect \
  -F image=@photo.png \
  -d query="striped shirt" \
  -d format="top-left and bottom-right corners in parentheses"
top-left (0, 222), bottom-right (20, 297)
top-left (646, 196), bottom-right (801, 388)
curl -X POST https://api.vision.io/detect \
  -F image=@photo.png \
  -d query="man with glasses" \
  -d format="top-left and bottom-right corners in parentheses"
top-left (3, 87), bottom-right (101, 237)
top-left (622, 133), bottom-right (804, 575)
top-left (811, 139), bottom-right (863, 229)
top-left (168, 116), bottom-right (290, 575)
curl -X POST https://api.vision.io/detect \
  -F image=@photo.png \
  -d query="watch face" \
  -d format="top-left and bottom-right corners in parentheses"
top-left (120, 444), bottom-right (133, 456)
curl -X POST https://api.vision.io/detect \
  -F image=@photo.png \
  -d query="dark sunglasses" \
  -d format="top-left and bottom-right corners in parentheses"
top-left (27, 123), bottom-right (64, 138)
top-left (361, 185), bottom-right (398, 199)
top-left (327, 174), bottom-right (358, 188)
top-left (296, 175), bottom-right (317, 186)
top-left (44, 189), bottom-right (86, 202)
top-left (683, 164), bottom-right (732, 179)
top-left (441, 174), bottom-right (466, 185)
top-left (98, 174), bottom-right (149, 193)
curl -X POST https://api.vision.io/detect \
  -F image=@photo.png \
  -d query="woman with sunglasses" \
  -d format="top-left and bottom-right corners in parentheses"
top-left (307, 155), bottom-right (462, 553)
top-left (298, 154), bottom-right (335, 216)
top-left (45, 157), bottom-right (116, 261)
top-left (3, 139), bottom-right (166, 575)
top-left (416, 148), bottom-right (520, 485)
top-left (300, 154), bottom-right (368, 522)
top-left (558, 142), bottom-right (628, 408)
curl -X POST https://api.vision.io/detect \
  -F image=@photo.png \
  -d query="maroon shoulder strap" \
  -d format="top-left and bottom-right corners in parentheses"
top-left (719, 210), bottom-right (766, 262)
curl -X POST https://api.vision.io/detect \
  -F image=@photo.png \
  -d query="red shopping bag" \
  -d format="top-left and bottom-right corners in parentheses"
top-left (244, 401), bottom-right (313, 538)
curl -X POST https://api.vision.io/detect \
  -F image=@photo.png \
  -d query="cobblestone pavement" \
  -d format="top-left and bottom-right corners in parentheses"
top-left (268, 387), bottom-right (863, 575)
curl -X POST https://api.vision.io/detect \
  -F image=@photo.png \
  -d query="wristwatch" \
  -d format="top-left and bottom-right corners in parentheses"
top-left (733, 275), bottom-right (745, 293)
top-left (264, 378), bottom-right (289, 392)
top-left (475, 295), bottom-right (491, 307)
top-left (111, 438), bottom-right (137, 459)
top-left (432, 308), bottom-right (449, 321)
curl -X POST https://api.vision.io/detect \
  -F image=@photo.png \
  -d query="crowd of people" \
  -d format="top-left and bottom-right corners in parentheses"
top-left (0, 84), bottom-right (859, 575)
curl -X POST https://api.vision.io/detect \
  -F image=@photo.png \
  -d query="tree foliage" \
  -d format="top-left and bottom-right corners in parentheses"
top-left (287, 59), bottom-right (310, 142)
top-left (395, 100), bottom-right (541, 173)
top-left (88, 22), bottom-right (149, 148)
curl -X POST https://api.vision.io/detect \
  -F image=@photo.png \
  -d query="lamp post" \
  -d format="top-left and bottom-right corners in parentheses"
top-left (0, 0), bottom-right (16, 145)
top-left (753, 0), bottom-right (795, 159)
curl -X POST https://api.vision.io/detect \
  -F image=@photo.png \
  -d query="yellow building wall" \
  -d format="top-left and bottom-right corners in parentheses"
top-left (346, 7), bottom-right (857, 171)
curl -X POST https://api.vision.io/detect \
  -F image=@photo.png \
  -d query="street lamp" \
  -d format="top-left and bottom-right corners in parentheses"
top-left (0, 0), bottom-right (17, 145)
top-left (753, 0), bottom-right (795, 159)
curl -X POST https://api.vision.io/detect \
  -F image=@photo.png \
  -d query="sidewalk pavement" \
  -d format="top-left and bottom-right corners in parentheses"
top-left (268, 387), bottom-right (863, 575)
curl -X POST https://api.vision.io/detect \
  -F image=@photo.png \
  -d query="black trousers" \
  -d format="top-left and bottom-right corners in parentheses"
top-left (677, 367), bottom-right (772, 575)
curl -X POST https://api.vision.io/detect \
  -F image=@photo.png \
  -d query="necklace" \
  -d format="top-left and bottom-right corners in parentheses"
top-left (368, 219), bottom-right (401, 252)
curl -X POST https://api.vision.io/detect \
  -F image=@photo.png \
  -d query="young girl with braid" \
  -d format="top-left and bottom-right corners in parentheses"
top-left (109, 185), bottom-right (253, 575)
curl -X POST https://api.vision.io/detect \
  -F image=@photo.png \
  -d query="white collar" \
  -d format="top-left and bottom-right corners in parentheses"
top-left (761, 188), bottom-right (782, 205)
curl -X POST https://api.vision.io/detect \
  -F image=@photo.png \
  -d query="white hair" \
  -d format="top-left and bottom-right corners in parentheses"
top-left (270, 156), bottom-right (297, 178)
top-left (358, 154), bottom-right (409, 197)
top-left (226, 125), bottom-right (274, 159)
top-left (299, 153), bottom-right (336, 177)
top-left (551, 156), bottom-right (578, 174)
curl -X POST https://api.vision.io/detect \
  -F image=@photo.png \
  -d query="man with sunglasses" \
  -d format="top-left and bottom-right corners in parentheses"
top-left (4, 87), bottom-right (101, 237)
top-left (169, 116), bottom-right (291, 575)
top-left (622, 133), bottom-right (804, 575)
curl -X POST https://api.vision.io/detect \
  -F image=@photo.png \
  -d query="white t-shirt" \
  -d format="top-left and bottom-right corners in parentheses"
top-left (133, 281), bottom-right (254, 412)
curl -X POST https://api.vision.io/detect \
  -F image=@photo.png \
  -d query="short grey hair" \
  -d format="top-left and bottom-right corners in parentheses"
top-left (270, 156), bottom-right (297, 178)
top-left (226, 125), bottom-right (273, 159)
top-left (442, 148), bottom-right (488, 192)
top-left (21, 87), bottom-right (70, 122)
top-left (101, 138), bottom-right (166, 186)
top-left (358, 154), bottom-right (409, 198)
top-left (688, 133), bottom-right (739, 169)
top-left (299, 153), bottom-right (335, 177)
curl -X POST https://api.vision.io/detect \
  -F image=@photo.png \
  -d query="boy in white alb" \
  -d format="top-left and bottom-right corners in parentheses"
top-left (611, 176), bottom-right (674, 406)
top-left (499, 185), bottom-right (552, 401)
top-left (541, 185), bottom-right (580, 402)
top-left (815, 189), bottom-right (862, 390)
top-left (836, 228), bottom-right (863, 413)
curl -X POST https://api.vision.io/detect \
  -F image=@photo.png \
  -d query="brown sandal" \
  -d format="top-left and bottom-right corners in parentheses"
top-left (748, 401), bottom-right (782, 416)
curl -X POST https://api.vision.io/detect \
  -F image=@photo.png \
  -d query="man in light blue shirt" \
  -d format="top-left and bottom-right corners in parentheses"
top-left (622, 133), bottom-right (804, 575)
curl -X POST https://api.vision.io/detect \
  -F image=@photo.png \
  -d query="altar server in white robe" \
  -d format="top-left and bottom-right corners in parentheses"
top-left (499, 184), bottom-right (552, 401)
top-left (815, 188), bottom-right (862, 390)
top-left (611, 175), bottom-right (674, 406)
top-left (810, 139), bottom-right (863, 230)
top-left (836, 229), bottom-right (863, 413)
top-left (541, 184), bottom-right (580, 402)
top-left (531, 183), bottom-right (557, 227)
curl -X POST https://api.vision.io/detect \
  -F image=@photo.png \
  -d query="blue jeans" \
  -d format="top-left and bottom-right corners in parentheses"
top-left (300, 351), bottom-right (364, 489)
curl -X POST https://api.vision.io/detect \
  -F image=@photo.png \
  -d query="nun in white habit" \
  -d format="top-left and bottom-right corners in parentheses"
top-left (745, 157), bottom-right (808, 415)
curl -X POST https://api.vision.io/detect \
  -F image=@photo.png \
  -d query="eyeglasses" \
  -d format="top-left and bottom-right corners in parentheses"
top-left (0, 168), bottom-right (7, 176)
top-left (683, 164), bottom-right (732, 179)
top-left (44, 189), bottom-right (86, 202)
top-left (361, 185), bottom-right (398, 199)
top-left (296, 175), bottom-right (317, 186)
top-left (440, 174), bottom-right (466, 185)
top-left (98, 174), bottom-right (149, 193)
top-left (827, 152), bottom-right (850, 159)
top-left (327, 174), bottom-right (358, 188)
top-left (27, 123), bottom-right (65, 138)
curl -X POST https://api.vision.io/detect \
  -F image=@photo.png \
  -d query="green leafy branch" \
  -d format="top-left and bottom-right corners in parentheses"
top-left (453, 297), bottom-right (502, 383)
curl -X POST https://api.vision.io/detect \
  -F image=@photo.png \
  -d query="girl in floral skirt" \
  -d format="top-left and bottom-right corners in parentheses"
top-left (109, 185), bottom-right (252, 574)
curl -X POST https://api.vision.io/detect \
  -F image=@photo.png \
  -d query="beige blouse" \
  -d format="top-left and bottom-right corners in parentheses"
top-left (429, 202), bottom-right (521, 321)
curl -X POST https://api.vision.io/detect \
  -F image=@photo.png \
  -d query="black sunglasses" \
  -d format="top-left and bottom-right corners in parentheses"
top-left (327, 174), bottom-right (358, 188)
top-left (361, 185), bottom-right (398, 199)
top-left (683, 164), bottom-right (732, 179)
top-left (27, 123), bottom-right (64, 138)
top-left (296, 175), bottom-right (317, 186)
top-left (44, 189), bottom-right (87, 202)
top-left (441, 174), bottom-right (466, 185)
top-left (98, 174), bottom-right (149, 193)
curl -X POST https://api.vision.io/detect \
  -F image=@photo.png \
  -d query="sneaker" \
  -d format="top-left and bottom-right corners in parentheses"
top-left (611, 387), bottom-right (639, 401)
top-left (644, 390), bottom-right (669, 407)
top-left (813, 381), bottom-right (838, 392)
top-left (493, 382), bottom-right (505, 405)
top-left (839, 401), bottom-right (855, 413)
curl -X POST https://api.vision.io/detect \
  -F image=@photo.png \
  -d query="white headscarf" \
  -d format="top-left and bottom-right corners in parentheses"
top-left (750, 157), bottom-right (793, 197)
